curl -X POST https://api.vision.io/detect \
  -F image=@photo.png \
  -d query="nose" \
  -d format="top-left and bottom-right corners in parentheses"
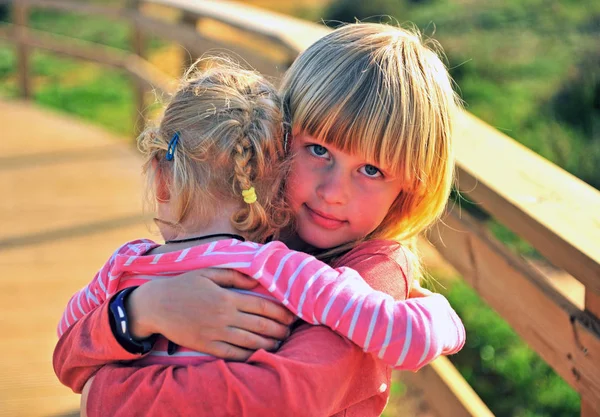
top-left (316, 165), bottom-right (350, 205)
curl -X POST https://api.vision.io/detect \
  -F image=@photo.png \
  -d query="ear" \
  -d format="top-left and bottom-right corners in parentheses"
top-left (152, 158), bottom-right (170, 203)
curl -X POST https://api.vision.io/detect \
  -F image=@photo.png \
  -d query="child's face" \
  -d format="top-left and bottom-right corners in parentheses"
top-left (287, 131), bottom-right (404, 249)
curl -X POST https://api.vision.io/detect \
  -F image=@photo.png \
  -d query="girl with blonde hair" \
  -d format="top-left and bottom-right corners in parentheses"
top-left (54, 23), bottom-right (463, 417)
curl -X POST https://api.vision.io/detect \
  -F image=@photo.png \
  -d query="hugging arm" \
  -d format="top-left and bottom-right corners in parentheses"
top-left (53, 268), bottom-right (294, 393)
top-left (238, 242), bottom-right (466, 370)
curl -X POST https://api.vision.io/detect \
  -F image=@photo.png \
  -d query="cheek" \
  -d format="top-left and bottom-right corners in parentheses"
top-left (358, 186), bottom-right (401, 224)
top-left (286, 160), bottom-right (311, 205)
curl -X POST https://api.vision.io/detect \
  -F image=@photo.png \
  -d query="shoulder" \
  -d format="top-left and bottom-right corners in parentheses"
top-left (332, 240), bottom-right (412, 300)
top-left (112, 239), bottom-right (160, 257)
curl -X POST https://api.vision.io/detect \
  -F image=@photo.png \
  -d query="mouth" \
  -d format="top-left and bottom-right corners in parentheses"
top-left (303, 204), bottom-right (346, 230)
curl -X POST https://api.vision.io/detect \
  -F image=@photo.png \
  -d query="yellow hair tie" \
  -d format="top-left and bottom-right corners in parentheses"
top-left (242, 187), bottom-right (257, 204)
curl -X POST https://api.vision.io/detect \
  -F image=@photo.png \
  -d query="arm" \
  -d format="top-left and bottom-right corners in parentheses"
top-left (53, 302), bottom-right (140, 392)
top-left (57, 253), bottom-right (113, 338)
top-left (245, 242), bottom-right (466, 370)
top-left (53, 241), bottom-right (155, 391)
top-left (53, 269), bottom-right (294, 393)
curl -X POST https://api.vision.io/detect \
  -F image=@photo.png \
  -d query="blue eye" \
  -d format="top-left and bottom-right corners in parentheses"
top-left (308, 144), bottom-right (329, 157)
top-left (360, 164), bottom-right (383, 178)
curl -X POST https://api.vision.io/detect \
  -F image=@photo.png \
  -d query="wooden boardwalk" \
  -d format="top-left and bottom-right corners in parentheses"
top-left (0, 100), bottom-right (151, 417)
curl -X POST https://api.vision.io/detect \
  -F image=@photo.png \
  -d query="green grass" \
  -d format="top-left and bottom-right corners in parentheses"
top-left (0, 6), bottom-right (166, 137)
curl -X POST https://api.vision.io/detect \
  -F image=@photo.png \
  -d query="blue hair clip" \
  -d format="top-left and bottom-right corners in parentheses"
top-left (165, 132), bottom-right (180, 161)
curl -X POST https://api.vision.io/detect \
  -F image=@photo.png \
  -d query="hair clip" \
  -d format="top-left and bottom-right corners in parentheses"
top-left (242, 187), bottom-right (257, 204)
top-left (165, 132), bottom-right (180, 161)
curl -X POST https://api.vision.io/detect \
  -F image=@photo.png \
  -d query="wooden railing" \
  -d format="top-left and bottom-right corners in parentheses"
top-left (1, 1), bottom-right (599, 416)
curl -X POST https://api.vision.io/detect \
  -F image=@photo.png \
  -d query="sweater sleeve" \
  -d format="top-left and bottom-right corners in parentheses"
top-left (246, 242), bottom-right (465, 371)
top-left (53, 302), bottom-right (142, 393)
top-left (57, 255), bottom-right (112, 338)
top-left (56, 240), bottom-right (156, 338)
top-left (53, 240), bottom-right (157, 392)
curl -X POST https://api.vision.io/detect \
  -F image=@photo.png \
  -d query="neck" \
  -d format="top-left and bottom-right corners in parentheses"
top-left (280, 228), bottom-right (317, 254)
top-left (156, 203), bottom-right (244, 250)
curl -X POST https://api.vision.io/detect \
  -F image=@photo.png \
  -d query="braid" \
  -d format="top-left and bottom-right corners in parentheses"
top-left (231, 105), bottom-right (277, 242)
top-left (138, 57), bottom-right (293, 241)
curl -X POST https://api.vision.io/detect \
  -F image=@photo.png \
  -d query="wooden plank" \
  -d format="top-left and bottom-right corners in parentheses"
top-left (147, 0), bottom-right (330, 57)
top-left (132, 13), bottom-right (283, 78)
top-left (18, 0), bottom-right (125, 20)
top-left (401, 357), bottom-right (495, 417)
top-left (13, 0), bottom-right (30, 98)
top-left (5, 23), bottom-right (175, 95)
top-left (128, 0), bottom-right (148, 137)
top-left (428, 209), bottom-right (600, 412)
top-left (453, 111), bottom-right (600, 294)
top-left (16, 0), bottom-right (295, 74)
top-left (0, 100), bottom-right (149, 417)
top-left (581, 291), bottom-right (600, 417)
top-left (179, 10), bottom-right (198, 73)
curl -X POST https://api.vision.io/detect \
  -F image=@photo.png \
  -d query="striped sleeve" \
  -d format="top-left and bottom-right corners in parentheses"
top-left (244, 242), bottom-right (466, 370)
top-left (56, 240), bottom-right (154, 338)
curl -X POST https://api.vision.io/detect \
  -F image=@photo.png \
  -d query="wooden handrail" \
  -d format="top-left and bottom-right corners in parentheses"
top-left (402, 357), bottom-right (495, 417)
top-left (147, 0), bottom-right (331, 59)
top-left (428, 208), bottom-right (600, 407)
top-left (453, 111), bottom-right (600, 294)
top-left (3, 1), bottom-right (600, 416)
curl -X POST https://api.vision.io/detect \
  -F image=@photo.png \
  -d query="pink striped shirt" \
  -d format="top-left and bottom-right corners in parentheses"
top-left (58, 238), bottom-right (465, 370)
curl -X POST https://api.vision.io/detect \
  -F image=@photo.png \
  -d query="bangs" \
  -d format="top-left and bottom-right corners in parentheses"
top-left (292, 56), bottom-right (439, 192)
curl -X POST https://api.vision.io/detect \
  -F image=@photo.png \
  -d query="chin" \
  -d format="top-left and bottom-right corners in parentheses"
top-left (298, 230), bottom-right (341, 251)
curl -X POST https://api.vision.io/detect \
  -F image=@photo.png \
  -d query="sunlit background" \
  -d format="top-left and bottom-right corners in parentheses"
top-left (1, 1), bottom-right (598, 416)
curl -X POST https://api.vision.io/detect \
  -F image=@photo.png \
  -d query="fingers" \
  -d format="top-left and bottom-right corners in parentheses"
top-left (236, 312), bottom-right (291, 340)
top-left (225, 327), bottom-right (280, 351)
top-left (202, 269), bottom-right (258, 290)
top-left (234, 292), bottom-right (295, 325)
top-left (206, 341), bottom-right (256, 361)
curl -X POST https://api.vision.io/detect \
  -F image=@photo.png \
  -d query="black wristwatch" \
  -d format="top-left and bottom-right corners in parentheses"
top-left (108, 286), bottom-right (157, 355)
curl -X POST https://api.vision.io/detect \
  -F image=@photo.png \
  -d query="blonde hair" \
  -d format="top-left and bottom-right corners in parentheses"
top-left (281, 23), bottom-right (460, 275)
top-left (139, 58), bottom-right (292, 243)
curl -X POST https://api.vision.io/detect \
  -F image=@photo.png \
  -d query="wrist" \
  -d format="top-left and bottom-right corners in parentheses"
top-left (125, 283), bottom-right (158, 340)
top-left (109, 287), bottom-right (157, 354)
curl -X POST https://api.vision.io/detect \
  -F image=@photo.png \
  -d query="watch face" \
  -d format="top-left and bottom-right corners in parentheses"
top-left (109, 287), bottom-right (155, 354)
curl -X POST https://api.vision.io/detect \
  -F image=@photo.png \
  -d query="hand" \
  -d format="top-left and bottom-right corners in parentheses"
top-left (80, 376), bottom-right (94, 417)
top-left (127, 268), bottom-right (295, 361)
top-left (408, 280), bottom-right (434, 298)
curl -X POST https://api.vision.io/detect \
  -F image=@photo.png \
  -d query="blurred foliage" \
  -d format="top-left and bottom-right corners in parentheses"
top-left (326, 0), bottom-right (596, 414)
top-left (325, 0), bottom-right (600, 190)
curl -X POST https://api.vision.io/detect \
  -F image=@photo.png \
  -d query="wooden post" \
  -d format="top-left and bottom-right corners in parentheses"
top-left (581, 290), bottom-right (600, 417)
top-left (128, 0), bottom-right (146, 137)
top-left (13, 0), bottom-right (30, 99)
top-left (179, 11), bottom-right (198, 73)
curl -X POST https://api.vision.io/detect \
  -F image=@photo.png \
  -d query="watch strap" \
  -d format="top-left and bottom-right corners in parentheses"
top-left (108, 286), bottom-right (157, 355)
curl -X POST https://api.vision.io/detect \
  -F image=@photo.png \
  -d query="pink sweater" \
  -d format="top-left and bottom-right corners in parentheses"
top-left (59, 238), bottom-right (464, 370)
